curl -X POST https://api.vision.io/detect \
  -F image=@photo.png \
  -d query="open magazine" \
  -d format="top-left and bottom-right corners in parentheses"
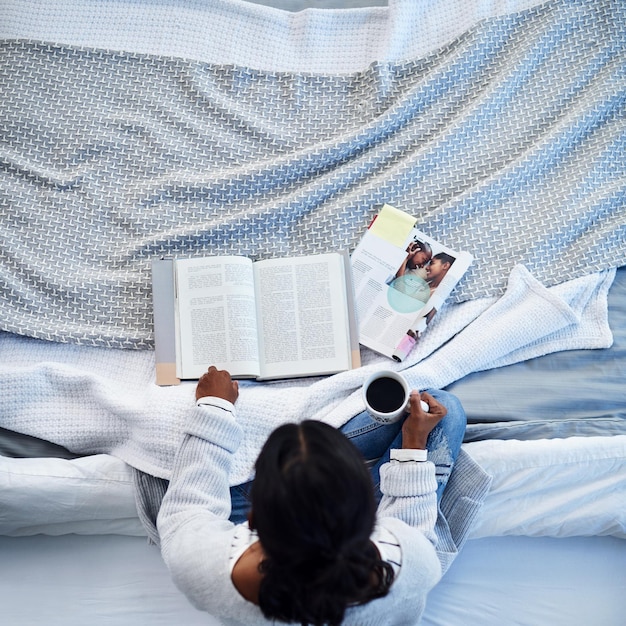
top-left (351, 204), bottom-right (473, 361)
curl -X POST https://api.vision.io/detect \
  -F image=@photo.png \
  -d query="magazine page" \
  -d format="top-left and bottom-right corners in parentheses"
top-left (351, 204), bottom-right (473, 360)
top-left (253, 253), bottom-right (354, 379)
top-left (174, 255), bottom-right (261, 379)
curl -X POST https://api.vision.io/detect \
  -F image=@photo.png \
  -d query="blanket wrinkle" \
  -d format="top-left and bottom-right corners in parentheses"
top-left (0, 266), bottom-right (614, 485)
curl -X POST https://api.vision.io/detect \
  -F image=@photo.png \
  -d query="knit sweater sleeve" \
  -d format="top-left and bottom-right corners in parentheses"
top-left (156, 401), bottom-right (255, 619)
top-left (158, 402), bottom-right (242, 542)
top-left (375, 459), bottom-right (438, 546)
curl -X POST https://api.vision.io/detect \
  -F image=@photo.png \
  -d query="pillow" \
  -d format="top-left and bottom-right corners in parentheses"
top-left (466, 435), bottom-right (626, 539)
top-left (0, 454), bottom-right (146, 536)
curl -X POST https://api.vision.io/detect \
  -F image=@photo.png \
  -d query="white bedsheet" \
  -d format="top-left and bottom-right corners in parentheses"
top-left (422, 535), bottom-right (626, 626)
top-left (1, 534), bottom-right (624, 626)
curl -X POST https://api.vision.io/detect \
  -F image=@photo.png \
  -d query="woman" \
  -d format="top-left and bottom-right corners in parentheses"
top-left (157, 366), bottom-right (486, 625)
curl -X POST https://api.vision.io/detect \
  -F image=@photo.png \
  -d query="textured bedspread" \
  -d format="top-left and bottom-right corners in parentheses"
top-left (0, 0), bottom-right (624, 348)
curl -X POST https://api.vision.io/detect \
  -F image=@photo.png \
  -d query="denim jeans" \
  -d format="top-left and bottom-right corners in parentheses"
top-left (229, 389), bottom-right (467, 525)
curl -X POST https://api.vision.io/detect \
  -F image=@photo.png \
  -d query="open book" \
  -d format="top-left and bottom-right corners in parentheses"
top-left (351, 204), bottom-right (473, 361)
top-left (152, 252), bottom-right (360, 385)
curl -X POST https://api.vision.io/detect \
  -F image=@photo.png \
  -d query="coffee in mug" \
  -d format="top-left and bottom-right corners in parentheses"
top-left (362, 370), bottom-right (428, 424)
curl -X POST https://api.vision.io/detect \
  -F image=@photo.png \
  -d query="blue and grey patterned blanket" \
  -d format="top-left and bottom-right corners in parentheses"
top-left (0, 0), bottom-right (624, 349)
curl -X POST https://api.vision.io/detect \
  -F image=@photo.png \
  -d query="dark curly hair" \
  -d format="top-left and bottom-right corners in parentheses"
top-left (249, 420), bottom-right (394, 626)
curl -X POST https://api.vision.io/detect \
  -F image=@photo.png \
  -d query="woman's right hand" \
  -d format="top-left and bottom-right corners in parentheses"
top-left (401, 391), bottom-right (446, 450)
top-left (195, 366), bottom-right (239, 404)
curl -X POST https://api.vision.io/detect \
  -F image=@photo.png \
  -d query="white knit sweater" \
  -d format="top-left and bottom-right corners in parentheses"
top-left (157, 401), bottom-right (491, 625)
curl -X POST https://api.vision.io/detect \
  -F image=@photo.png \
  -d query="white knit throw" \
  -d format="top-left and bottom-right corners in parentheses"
top-left (0, 266), bottom-right (614, 484)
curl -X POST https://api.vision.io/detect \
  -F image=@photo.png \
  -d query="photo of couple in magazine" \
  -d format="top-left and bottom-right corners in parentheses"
top-left (388, 237), bottom-right (457, 321)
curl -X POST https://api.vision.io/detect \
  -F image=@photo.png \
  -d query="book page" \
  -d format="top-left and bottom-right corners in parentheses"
top-left (253, 253), bottom-right (353, 379)
top-left (351, 211), bottom-right (473, 359)
top-left (174, 256), bottom-right (261, 379)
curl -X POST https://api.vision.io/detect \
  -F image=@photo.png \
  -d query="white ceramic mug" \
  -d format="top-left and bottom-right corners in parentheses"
top-left (362, 370), bottom-right (428, 424)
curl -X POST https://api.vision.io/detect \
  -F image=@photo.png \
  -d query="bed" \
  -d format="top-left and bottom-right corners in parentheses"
top-left (1, 0), bottom-right (625, 624)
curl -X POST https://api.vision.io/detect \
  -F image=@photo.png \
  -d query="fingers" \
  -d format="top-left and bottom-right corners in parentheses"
top-left (408, 390), bottom-right (447, 420)
top-left (419, 390), bottom-right (435, 403)
top-left (199, 366), bottom-right (218, 381)
top-left (196, 366), bottom-right (239, 403)
top-left (201, 366), bottom-right (227, 382)
top-left (408, 390), bottom-right (426, 413)
top-left (419, 391), bottom-right (447, 419)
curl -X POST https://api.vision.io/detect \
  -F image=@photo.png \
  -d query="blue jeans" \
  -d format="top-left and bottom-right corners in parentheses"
top-left (229, 389), bottom-right (466, 525)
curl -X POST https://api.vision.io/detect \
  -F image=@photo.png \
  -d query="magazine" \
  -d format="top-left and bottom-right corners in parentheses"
top-left (351, 204), bottom-right (473, 361)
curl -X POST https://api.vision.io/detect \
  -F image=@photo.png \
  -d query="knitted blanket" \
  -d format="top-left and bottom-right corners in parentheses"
top-left (0, 266), bottom-right (615, 484)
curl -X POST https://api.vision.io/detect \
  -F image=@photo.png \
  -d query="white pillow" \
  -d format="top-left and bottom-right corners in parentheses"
top-left (0, 454), bottom-right (146, 536)
top-left (3, 435), bottom-right (625, 539)
top-left (466, 435), bottom-right (626, 539)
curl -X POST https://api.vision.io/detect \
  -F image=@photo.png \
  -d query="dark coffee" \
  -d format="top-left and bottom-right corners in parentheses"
top-left (365, 376), bottom-right (406, 414)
